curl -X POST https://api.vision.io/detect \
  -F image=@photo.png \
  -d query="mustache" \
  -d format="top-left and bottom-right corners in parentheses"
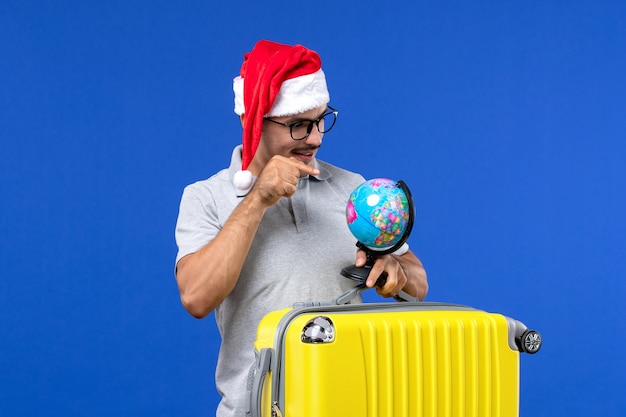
top-left (294, 144), bottom-right (322, 152)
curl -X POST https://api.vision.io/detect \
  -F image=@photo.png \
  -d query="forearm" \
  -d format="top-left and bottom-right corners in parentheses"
top-left (395, 250), bottom-right (429, 301)
top-left (176, 192), bottom-right (266, 318)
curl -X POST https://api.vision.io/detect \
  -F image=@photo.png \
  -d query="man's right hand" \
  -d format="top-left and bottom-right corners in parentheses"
top-left (252, 156), bottom-right (320, 206)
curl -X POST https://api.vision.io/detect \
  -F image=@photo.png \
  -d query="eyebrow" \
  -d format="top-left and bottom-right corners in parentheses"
top-left (285, 107), bottom-right (329, 124)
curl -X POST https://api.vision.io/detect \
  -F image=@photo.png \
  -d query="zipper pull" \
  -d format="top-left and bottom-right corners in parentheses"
top-left (271, 401), bottom-right (283, 417)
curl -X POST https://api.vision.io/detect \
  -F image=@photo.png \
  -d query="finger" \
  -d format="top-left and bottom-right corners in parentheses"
top-left (270, 159), bottom-right (302, 187)
top-left (377, 272), bottom-right (397, 296)
top-left (288, 157), bottom-right (320, 176)
top-left (254, 166), bottom-right (299, 204)
top-left (278, 166), bottom-right (301, 187)
top-left (369, 256), bottom-right (405, 297)
top-left (366, 261), bottom-right (386, 288)
top-left (355, 250), bottom-right (367, 267)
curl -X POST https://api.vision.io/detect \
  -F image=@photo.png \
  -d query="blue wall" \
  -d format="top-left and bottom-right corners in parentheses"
top-left (2, 1), bottom-right (625, 416)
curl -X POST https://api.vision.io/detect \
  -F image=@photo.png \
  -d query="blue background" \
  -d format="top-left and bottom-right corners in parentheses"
top-left (2, 1), bottom-right (625, 416)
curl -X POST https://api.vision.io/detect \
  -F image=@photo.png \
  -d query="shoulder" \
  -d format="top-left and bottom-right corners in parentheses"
top-left (177, 168), bottom-right (243, 234)
top-left (179, 169), bottom-right (237, 215)
top-left (182, 169), bottom-right (229, 198)
top-left (317, 159), bottom-right (365, 186)
top-left (315, 159), bottom-right (365, 194)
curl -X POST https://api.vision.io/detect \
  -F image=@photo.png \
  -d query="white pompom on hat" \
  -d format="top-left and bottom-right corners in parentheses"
top-left (232, 40), bottom-right (330, 190)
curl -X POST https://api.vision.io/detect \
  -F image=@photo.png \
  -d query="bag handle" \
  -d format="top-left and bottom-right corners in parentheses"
top-left (335, 279), bottom-right (417, 305)
top-left (245, 348), bottom-right (273, 417)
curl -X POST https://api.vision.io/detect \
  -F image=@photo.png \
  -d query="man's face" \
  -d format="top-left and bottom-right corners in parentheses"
top-left (249, 104), bottom-right (327, 173)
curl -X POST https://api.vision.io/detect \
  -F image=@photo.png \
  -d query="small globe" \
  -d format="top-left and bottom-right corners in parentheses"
top-left (346, 178), bottom-right (412, 251)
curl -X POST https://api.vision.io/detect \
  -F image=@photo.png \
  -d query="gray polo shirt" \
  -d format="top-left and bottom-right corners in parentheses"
top-left (175, 145), bottom-right (364, 417)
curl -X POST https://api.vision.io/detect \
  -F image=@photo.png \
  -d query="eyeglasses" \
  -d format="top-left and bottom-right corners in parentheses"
top-left (263, 106), bottom-right (338, 141)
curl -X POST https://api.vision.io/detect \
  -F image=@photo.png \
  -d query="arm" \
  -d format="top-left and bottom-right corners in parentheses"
top-left (356, 249), bottom-right (429, 301)
top-left (175, 156), bottom-right (319, 318)
top-left (175, 191), bottom-right (266, 318)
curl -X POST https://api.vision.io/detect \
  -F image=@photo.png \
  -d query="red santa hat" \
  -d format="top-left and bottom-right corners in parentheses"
top-left (232, 40), bottom-right (330, 189)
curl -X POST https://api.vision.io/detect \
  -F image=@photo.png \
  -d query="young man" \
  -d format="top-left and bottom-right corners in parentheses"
top-left (174, 40), bottom-right (428, 417)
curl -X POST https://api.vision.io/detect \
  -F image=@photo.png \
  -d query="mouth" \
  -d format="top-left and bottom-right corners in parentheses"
top-left (292, 146), bottom-right (319, 162)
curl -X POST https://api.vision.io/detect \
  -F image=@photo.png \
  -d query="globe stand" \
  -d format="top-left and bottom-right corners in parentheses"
top-left (340, 180), bottom-right (416, 302)
top-left (340, 244), bottom-right (382, 283)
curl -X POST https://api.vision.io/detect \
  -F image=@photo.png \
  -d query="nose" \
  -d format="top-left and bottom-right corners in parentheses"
top-left (304, 126), bottom-right (323, 146)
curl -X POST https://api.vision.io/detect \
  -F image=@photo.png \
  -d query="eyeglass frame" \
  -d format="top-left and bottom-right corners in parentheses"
top-left (263, 106), bottom-right (338, 141)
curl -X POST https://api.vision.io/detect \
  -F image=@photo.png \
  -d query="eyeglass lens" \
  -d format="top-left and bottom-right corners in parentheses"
top-left (291, 112), bottom-right (337, 140)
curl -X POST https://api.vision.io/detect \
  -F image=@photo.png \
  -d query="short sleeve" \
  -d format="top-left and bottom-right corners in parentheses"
top-left (174, 183), bottom-right (222, 267)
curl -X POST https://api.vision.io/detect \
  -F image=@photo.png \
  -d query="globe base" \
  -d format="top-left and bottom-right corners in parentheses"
top-left (340, 263), bottom-right (418, 302)
top-left (340, 264), bottom-right (371, 282)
